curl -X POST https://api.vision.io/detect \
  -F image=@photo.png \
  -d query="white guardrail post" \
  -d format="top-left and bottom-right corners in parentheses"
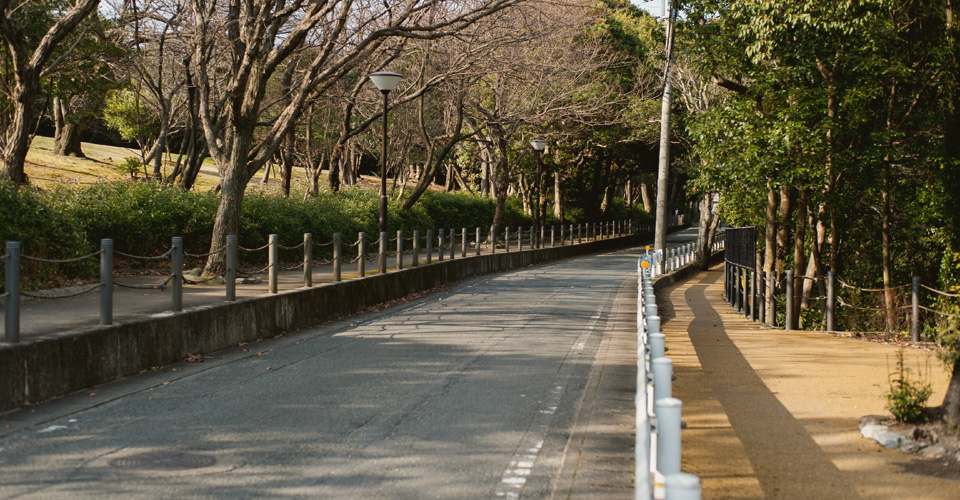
top-left (637, 251), bottom-right (698, 500)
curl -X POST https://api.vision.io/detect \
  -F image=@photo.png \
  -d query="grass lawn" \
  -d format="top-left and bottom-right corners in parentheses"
top-left (23, 136), bottom-right (393, 197)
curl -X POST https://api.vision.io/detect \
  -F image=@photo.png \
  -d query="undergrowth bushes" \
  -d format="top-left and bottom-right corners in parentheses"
top-left (1, 181), bottom-right (549, 288)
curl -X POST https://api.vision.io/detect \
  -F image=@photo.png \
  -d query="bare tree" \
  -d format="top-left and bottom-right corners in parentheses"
top-left (189, 0), bottom-right (520, 275)
top-left (0, 0), bottom-right (101, 183)
top-left (462, 0), bottom-right (632, 232)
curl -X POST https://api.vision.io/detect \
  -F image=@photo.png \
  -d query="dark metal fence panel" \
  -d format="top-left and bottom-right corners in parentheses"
top-left (724, 227), bottom-right (756, 270)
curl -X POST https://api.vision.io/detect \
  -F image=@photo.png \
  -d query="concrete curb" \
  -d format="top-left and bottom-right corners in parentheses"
top-left (0, 232), bottom-right (656, 412)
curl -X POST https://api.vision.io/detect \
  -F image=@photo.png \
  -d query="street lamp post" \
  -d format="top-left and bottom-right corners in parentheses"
top-left (530, 139), bottom-right (548, 249)
top-left (369, 71), bottom-right (403, 235)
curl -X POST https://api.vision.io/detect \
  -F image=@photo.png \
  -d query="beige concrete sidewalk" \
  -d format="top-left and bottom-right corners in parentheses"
top-left (662, 265), bottom-right (956, 499)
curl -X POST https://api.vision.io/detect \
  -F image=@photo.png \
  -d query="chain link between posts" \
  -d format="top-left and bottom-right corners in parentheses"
top-left (22, 250), bottom-right (102, 264)
top-left (184, 245), bottom-right (228, 258)
top-left (116, 249), bottom-right (173, 260)
top-left (20, 282), bottom-right (104, 299)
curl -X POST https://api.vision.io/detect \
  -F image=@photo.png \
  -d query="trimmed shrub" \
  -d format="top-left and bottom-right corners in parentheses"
top-left (0, 182), bottom-right (91, 289)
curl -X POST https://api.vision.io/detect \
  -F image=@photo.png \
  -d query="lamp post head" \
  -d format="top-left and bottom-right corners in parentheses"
top-left (370, 71), bottom-right (403, 93)
top-left (530, 139), bottom-right (548, 151)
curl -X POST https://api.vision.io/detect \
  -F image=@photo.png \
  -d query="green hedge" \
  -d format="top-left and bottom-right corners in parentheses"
top-left (1, 181), bottom-right (543, 287)
top-left (1, 180), bottom-right (645, 289)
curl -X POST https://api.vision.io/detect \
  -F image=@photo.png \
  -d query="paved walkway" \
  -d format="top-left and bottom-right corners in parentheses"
top-left (661, 264), bottom-right (956, 499)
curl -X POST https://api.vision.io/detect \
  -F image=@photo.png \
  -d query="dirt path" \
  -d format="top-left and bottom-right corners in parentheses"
top-left (662, 265), bottom-right (956, 499)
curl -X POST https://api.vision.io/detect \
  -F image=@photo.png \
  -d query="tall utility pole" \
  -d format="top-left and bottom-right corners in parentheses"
top-left (654, 1), bottom-right (676, 258)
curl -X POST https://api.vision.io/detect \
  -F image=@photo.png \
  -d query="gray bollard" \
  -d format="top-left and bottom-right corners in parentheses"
top-left (518, 227), bottom-right (524, 251)
top-left (463, 228), bottom-right (468, 258)
top-left (171, 237), bottom-right (183, 311)
top-left (540, 224), bottom-right (545, 249)
top-left (269, 234), bottom-right (279, 294)
top-left (551, 225), bottom-right (556, 247)
top-left (358, 232), bottom-right (366, 277)
top-left (665, 473), bottom-right (701, 500)
top-left (396, 230), bottom-right (404, 270)
top-left (4, 241), bottom-right (20, 343)
top-left (412, 230), bottom-right (420, 267)
top-left (100, 239), bottom-right (113, 325)
top-left (476, 227), bottom-right (481, 256)
top-left (785, 270), bottom-right (794, 330)
top-left (578, 224), bottom-right (582, 244)
top-left (332, 233), bottom-right (341, 281)
top-left (656, 397), bottom-right (683, 476)
top-left (450, 229), bottom-right (456, 260)
top-left (645, 301), bottom-right (657, 320)
top-left (559, 225), bottom-right (565, 246)
top-left (379, 231), bottom-right (387, 274)
top-left (424, 229), bottom-right (433, 264)
top-left (650, 332), bottom-right (666, 360)
top-left (426, 230), bottom-right (433, 264)
top-left (490, 226), bottom-right (496, 255)
top-left (438, 229), bottom-right (445, 262)
top-left (826, 271), bottom-right (835, 332)
top-left (647, 315), bottom-right (661, 337)
top-left (768, 270), bottom-right (776, 327)
top-left (304, 233), bottom-right (313, 287)
top-left (505, 227), bottom-right (511, 252)
top-left (652, 358), bottom-right (674, 415)
top-left (226, 236), bottom-right (237, 299)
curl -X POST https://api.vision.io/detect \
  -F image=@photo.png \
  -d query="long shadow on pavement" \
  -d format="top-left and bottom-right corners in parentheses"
top-left (683, 271), bottom-right (861, 499)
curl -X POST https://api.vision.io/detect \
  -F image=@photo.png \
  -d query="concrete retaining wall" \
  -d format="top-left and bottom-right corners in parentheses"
top-left (0, 233), bottom-right (651, 412)
top-left (652, 248), bottom-right (725, 295)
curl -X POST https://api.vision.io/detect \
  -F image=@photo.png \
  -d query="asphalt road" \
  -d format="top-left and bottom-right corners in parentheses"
top-left (0, 241), bottom-right (668, 499)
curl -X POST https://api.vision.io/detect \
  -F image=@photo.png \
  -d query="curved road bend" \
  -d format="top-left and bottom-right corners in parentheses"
top-left (0, 229), bottom-right (698, 499)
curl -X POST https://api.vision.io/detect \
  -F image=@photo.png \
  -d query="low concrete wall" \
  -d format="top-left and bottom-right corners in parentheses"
top-left (0, 232), bottom-right (652, 412)
top-left (652, 248), bottom-right (725, 295)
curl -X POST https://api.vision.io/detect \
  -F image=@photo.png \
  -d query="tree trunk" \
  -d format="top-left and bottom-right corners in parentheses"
top-left (309, 152), bottom-right (326, 196)
top-left (53, 97), bottom-right (85, 158)
top-left (640, 181), bottom-right (653, 214)
top-left (538, 170), bottom-right (548, 232)
top-left (280, 63), bottom-right (295, 197)
top-left (203, 132), bottom-right (254, 276)
top-left (764, 182), bottom-right (777, 321)
top-left (1, 77), bottom-right (38, 184)
top-left (696, 192), bottom-right (715, 270)
top-left (938, 0), bottom-right (960, 428)
top-left (882, 159), bottom-right (896, 332)
top-left (260, 162), bottom-right (272, 184)
top-left (554, 173), bottom-right (564, 221)
top-left (281, 127), bottom-right (294, 197)
top-left (490, 132), bottom-right (511, 234)
top-left (328, 146), bottom-right (343, 192)
top-left (943, 362), bottom-right (960, 426)
top-left (776, 185), bottom-right (793, 279)
top-left (519, 172), bottom-right (531, 215)
top-left (791, 188), bottom-right (808, 329)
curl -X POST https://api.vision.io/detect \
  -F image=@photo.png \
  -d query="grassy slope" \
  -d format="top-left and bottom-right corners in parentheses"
top-left (25, 136), bottom-right (221, 190)
top-left (23, 136), bottom-right (404, 197)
